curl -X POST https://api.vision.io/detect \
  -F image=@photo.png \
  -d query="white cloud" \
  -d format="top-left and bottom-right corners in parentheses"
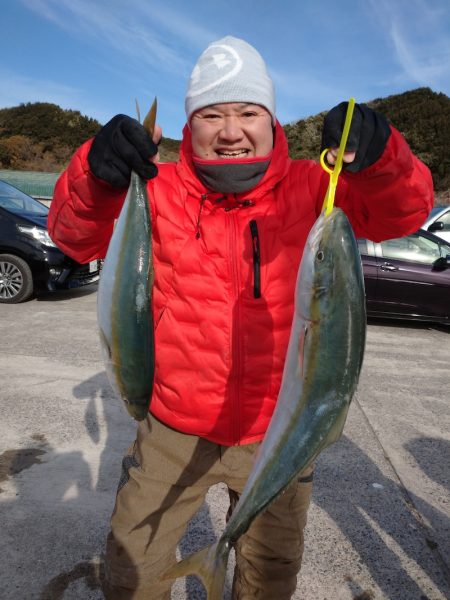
top-left (390, 23), bottom-right (450, 87)
top-left (20, 0), bottom-right (212, 76)
top-left (367, 0), bottom-right (450, 92)
top-left (135, 3), bottom-right (217, 49)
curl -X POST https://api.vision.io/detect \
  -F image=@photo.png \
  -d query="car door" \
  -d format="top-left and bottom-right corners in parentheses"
top-left (373, 233), bottom-right (450, 319)
top-left (0, 207), bottom-right (17, 244)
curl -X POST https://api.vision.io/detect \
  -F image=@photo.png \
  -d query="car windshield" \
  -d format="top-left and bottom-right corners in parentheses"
top-left (438, 241), bottom-right (450, 258)
top-left (0, 180), bottom-right (48, 218)
top-left (429, 207), bottom-right (444, 217)
top-left (357, 239), bottom-right (369, 254)
top-left (380, 233), bottom-right (446, 264)
top-left (436, 210), bottom-right (450, 226)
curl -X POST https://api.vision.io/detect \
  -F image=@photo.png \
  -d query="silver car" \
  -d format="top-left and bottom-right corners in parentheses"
top-left (422, 206), bottom-right (450, 243)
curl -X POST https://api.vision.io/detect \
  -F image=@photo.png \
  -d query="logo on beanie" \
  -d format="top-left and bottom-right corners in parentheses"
top-left (186, 43), bottom-right (243, 98)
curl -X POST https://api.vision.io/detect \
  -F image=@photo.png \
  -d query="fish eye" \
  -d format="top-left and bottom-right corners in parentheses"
top-left (316, 250), bottom-right (325, 262)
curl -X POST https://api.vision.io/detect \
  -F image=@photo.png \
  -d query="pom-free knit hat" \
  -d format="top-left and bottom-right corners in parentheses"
top-left (185, 36), bottom-right (276, 123)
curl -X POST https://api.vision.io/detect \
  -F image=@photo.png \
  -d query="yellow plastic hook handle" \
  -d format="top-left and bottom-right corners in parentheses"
top-left (320, 97), bottom-right (356, 216)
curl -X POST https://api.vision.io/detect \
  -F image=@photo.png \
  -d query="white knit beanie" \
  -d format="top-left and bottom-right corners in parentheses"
top-left (185, 36), bottom-right (276, 123)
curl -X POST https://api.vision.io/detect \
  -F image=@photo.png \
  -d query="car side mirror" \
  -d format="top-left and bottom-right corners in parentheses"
top-left (432, 255), bottom-right (450, 270)
top-left (428, 221), bottom-right (445, 232)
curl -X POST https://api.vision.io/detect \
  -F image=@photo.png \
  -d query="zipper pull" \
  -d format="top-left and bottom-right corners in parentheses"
top-left (195, 194), bottom-right (207, 239)
top-left (249, 220), bottom-right (261, 299)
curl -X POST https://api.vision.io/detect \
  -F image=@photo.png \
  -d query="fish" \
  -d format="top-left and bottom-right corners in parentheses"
top-left (161, 206), bottom-right (366, 598)
top-left (97, 99), bottom-right (157, 421)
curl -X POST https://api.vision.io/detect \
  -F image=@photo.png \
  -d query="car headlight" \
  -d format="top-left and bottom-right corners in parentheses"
top-left (17, 225), bottom-right (58, 248)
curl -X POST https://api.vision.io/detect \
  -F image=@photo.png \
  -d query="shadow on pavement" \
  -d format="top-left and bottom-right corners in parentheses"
top-left (3, 370), bottom-right (448, 599)
top-left (315, 434), bottom-right (450, 599)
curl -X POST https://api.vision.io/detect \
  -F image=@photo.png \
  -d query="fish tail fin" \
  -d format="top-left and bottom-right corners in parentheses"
top-left (160, 540), bottom-right (229, 600)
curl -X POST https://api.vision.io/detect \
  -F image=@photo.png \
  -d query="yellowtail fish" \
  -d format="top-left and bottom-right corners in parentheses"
top-left (97, 99), bottom-right (157, 420)
top-left (161, 206), bottom-right (366, 597)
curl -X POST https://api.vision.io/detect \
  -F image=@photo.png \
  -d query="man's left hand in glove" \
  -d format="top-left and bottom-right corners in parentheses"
top-left (321, 102), bottom-right (391, 173)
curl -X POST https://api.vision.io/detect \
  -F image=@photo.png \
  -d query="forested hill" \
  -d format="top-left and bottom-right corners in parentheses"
top-left (0, 102), bottom-right (179, 171)
top-left (0, 103), bottom-right (100, 171)
top-left (0, 88), bottom-right (449, 202)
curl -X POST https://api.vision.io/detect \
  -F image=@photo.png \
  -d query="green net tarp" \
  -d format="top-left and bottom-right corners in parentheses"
top-left (0, 170), bottom-right (60, 199)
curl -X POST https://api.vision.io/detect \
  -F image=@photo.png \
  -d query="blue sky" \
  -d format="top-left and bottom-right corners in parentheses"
top-left (1, 0), bottom-right (449, 140)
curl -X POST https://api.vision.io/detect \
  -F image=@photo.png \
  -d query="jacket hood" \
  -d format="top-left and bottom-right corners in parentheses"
top-left (176, 120), bottom-right (291, 200)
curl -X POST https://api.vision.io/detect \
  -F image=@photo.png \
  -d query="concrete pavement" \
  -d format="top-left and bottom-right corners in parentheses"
top-left (0, 285), bottom-right (449, 599)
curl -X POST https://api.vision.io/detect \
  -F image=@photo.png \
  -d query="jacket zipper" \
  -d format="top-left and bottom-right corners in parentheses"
top-left (228, 209), bottom-right (241, 444)
top-left (249, 220), bottom-right (261, 299)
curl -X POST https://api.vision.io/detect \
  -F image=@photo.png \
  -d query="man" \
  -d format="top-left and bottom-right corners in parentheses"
top-left (49, 36), bottom-right (433, 599)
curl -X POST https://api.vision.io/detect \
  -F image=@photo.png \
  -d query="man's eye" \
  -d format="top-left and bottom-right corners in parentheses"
top-left (242, 112), bottom-right (256, 118)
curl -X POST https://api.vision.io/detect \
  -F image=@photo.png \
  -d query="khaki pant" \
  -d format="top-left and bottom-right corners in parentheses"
top-left (103, 416), bottom-right (313, 600)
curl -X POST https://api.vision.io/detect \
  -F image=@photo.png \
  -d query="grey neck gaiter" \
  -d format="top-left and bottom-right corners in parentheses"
top-left (192, 155), bottom-right (272, 194)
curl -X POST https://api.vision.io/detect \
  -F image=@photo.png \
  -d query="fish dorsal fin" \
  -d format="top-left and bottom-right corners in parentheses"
top-left (143, 98), bottom-right (157, 137)
top-left (135, 97), bottom-right (157, 138)
top-left (135, 98), bottom-right (141, 124)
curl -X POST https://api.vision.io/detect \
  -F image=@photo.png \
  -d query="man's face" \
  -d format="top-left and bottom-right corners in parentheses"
top-left (190, 103), bottom-right (274, 160)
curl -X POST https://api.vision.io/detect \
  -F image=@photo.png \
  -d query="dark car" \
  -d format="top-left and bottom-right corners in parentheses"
top-left (0, 179), bottom-right (100, 303)
top-left (358, 229), bottom-right (450, 324)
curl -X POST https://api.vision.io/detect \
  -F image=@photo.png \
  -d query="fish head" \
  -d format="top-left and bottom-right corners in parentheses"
top-left (296, 207), bottom-right (360, 320)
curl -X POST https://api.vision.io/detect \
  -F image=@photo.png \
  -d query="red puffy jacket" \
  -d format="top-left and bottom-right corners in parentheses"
top-left (49, 121), bottom-right (433, 445)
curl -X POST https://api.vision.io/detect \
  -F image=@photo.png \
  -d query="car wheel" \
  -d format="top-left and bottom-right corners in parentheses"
top-left (0, 254), bottom-right (34, 303)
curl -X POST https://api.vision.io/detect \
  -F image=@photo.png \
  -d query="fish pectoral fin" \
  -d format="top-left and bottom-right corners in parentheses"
top-left (323, 405), bottom-right (350, 448)
top-left (298, 324), bottom-right (308, 378)
top-left (98, 328), bottom-right (112, 360)
top-left (160, 541), bottom-right (229, 600)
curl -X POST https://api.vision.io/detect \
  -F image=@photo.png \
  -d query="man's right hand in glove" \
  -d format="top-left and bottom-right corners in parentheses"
top-left (88, 115), bottom-right (162, 188)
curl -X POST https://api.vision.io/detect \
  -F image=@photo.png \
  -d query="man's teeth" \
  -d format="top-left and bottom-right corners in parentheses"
top-left (218, 150), bottom-right (248, 158)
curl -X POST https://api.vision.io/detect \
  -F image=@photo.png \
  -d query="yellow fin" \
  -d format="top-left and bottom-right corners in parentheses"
top-left (160, 542), bottom-right (228, 600)
top-left (143, 97), bottom-right (157, 137)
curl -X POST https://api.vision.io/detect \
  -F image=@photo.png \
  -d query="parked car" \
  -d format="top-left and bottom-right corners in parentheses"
top-left (422, 205), bottom-right (450, 243)
top-left (358, 229), bottom-right (450, 324)
top-left (0, 180), bottom-right (101, 303)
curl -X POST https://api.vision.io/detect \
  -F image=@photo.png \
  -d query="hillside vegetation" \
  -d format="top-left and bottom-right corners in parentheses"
top-left (284, 87), bottom-right (450, 204)
top-left (0, 103), bottom-right (100, 172)
top-left (0, 88), bottom-right (448, 203)
top-left (0, 102), bottom-right (179, 171)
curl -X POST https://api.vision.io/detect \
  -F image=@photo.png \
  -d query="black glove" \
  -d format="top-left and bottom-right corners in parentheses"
top-left (321, 102), bottom-right (391, 173)
top-left (88, 115), bottom-right (159, 188)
